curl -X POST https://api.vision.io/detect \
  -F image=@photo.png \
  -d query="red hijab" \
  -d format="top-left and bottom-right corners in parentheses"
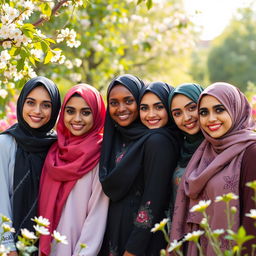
top-left (39, 84), bottom-right (106, 256)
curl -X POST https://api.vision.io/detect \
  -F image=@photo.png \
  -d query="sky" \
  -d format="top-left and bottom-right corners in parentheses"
top-left (183, 0), bottom-right (251, 40)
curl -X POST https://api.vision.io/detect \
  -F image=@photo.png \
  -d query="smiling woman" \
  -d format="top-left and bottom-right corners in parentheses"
top-left (0, 76), bottom-right (61, 255)
top-left (170, 82), bottom-right (256, 255)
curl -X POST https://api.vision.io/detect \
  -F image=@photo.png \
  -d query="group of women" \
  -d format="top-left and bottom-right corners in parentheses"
top-left (0, 73), bottom-right (256, 256)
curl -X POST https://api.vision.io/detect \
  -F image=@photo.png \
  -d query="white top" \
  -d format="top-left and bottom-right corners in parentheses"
top-left (0, 134), bottom-right (17, 251)
top-left (49, 164), bottom-right (109, 256)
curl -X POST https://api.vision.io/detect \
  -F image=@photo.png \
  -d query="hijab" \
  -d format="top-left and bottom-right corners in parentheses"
top-left (99, 76), bottom-right (180, 202)
top-left (2, 76), bottom-right (61, 237)
top-left (169, 83), bottom-right (204, 167)
top-left (39, 84), bottom-right (105, 256)
top-left (171, 82), bottom-right (256, 255)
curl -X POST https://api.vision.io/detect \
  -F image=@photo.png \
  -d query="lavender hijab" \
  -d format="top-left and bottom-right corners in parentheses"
top-left (170, 82), bottom-right (256, 255)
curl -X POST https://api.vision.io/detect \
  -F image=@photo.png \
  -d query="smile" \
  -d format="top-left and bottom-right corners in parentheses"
top-left (117, 113), bottom-right (130, 121)
top-left (147, 119), bottom-right (160, 125)
top-left (184, 121), bottom-right (197, 129)
top-left (29, 115), bottom-right (43, 122)
top-left (207, 123), bottom-right (222, 131)
top-left (71, 124), bottom-right (85, 130)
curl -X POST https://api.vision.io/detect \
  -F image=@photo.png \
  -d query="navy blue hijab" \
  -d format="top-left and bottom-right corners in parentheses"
top-left (2, 76), bottom-right (61, 236)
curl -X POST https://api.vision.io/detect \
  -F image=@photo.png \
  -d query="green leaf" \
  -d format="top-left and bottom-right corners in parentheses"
top-left (44, 50), bottom-right (54, 64)
top-left (16, 59), bottom-right (25, 72)
top-left (40, 3), bottom-right (52, 17)
top-left (22, 23), bottom-right (35, 31)
top-left (40, 41), bottom-right (50, 53)
top-left (137, 0), bottom-right (145, 4)
top-left (29, 56), bottom-right (36, 66)
top-left (146, 0), bottom-right (153, 9)
top-left (45, 38), bottom-right (56, 44)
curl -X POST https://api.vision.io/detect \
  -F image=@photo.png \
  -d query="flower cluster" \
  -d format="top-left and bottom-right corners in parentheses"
top-left (152, 186), bottom-right (256, 256)
top-left (0, 215), bottom-right (68, 255)
top-left (56, 28), bottom-right (81, 48)
top-left (0, 101), bottom-right (17, 132)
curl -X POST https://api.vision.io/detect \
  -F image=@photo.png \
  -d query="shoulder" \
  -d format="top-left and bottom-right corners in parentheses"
top-left (0, 134), bottom-right (16, 152)
top-left (144, 131), bottom-right (177, 153)
top-left (241, 143), bottom-right (256, 178)
top-left (242, 143), bottom-right (256, 162)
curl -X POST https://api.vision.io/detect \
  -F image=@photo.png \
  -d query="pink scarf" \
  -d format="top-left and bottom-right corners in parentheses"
top-left (39, 84), bottom-right (105, 256)
top-left (170, 82), bottom-right (256, 255)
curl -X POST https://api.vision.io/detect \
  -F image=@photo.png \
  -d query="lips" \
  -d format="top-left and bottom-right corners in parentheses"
top-left (184, 121), bottom-right (197, 129)
top-left (29, 115), bottom-right (43, 123)
top-left (147, 119), bottom-right (160, 125)
top-left (207, 123), bottom-right (222, 131)
top-left (117, 113), bottom-right (130, 121)
top-left (71, 124), bottom-right (84, 130)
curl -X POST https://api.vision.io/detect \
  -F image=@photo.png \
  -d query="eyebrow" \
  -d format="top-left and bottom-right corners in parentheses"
top-left (25, 97), bottom-right (52, 104)
top-left (109, 95), bottom-right (134, 101)
top-left (199, 104), bottom-right (224, 110)
top-left (65, 106), bottom-right (91, 110)
top-left (171, 101), bottom-right (194, 112)
top-left (140, 102), bottom-right (163, 106)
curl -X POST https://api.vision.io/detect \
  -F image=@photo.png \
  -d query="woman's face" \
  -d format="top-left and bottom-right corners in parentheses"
top-left (108, 84), bottom-right (138, 126)
top-left (171, 94), bottom-right (200, 135)
top-left (64, 95), bottom-right (94, 136)
top-left (140, 92), bottom-right (168, 129)
top-left (22, 86), bottom-right (52, 129)
top-left (199, 95), bottom-right (232, 138)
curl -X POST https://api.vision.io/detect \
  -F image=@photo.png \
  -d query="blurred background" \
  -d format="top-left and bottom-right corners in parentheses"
top-left (1, 0), bottom-right (256, 129)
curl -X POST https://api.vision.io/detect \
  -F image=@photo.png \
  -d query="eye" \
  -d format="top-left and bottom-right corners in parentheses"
top-left (215, 107), bottom-right (226, 114)
top-left (82, 110), bottom-right (92, 116)
top-left (66, 109), bottom-right (74, 115)
top-left (109, 101), bottom-right (118, 107)
top-left (188, 104), bottom-right (197, 112)
top-left (125, 99), bottom-right (135, 105)
top-left (42, 103), bottom-right (52, 109)
top-left (155, 105), bottom-right (164, 110)
top-left (25, 100), bottom-right (35, 106)
top-left (199, 109), bottom-right (208, 116)
top-left (140, 105), bottom-right (148, 111)
top-left (172, 111), bottom-right (181, 117)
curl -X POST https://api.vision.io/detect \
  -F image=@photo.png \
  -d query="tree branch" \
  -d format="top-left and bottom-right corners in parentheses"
top-left (33, 0), bottom-right (69, 27)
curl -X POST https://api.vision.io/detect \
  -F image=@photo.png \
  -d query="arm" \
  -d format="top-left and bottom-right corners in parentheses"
top-left (73, 165), bottom-right (109, 256)
top-left (0, 135), bottom-right (17, 252)
top-left (240, 143), bottom-right (256, 254)
top-left (125, 133), bottom-right (178, 255)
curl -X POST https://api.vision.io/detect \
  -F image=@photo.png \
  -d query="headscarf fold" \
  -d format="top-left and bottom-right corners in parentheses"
top-left (39, 84), bottom-right (106, 256)
top-left (169, 83), bottom-right (204, 167)
top-left (2, 76), bottom-right (61, 237)
top-left (171, 82), bottom-right (256, 255)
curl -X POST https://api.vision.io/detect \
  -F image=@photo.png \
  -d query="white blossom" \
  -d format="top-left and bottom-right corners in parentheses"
top-left (52, 231), bottom-right (68, 244)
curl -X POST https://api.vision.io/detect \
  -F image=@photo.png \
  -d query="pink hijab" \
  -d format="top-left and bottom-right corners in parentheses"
top-left (39, 84), bottom-right (106, 256)
top-left (170, 82), bottom-right (256, 255)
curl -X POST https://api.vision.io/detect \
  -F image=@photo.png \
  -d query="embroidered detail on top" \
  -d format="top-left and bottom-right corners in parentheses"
top-left (109, 242), bottom-right (118, 256)
top-left (134, 201), bottom-right (153, 229)
top-left (223, 175), bottom-right (239, 192)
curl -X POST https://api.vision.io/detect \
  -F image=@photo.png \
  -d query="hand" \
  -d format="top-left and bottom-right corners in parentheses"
top-left (123, 251), bottom-right (136, 256)
top-left (8, 251), bottom-right (18, 256)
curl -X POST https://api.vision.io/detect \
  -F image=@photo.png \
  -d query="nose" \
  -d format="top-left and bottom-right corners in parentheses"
top-left (184, 111), bottom-right (191, 121)
top-left (148, 108), bottom-right (156, 118)
top-left (33, 104), bottom-right (41, 114)
top-left (208, 111), bottom-right (217, 122)
top-left (74, 112), bottom-right (82, 122)
top-left (118, 102), bottom-right (126, 112)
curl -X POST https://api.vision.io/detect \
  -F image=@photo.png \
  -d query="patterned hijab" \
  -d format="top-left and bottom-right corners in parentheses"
top-left (2, 76), bottom-right (61, 237)
top-left (170, 82), bottom-right (256, 255)
top-left (169, 83), bottom-right (204, 167)
top-left (39, 84), bottom-right (106, 256)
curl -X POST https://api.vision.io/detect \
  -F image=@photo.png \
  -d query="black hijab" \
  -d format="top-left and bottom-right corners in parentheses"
top-left (2, 76), bottom-right (61, 236)
top-left (99, 76), bottom-right (180, 202)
